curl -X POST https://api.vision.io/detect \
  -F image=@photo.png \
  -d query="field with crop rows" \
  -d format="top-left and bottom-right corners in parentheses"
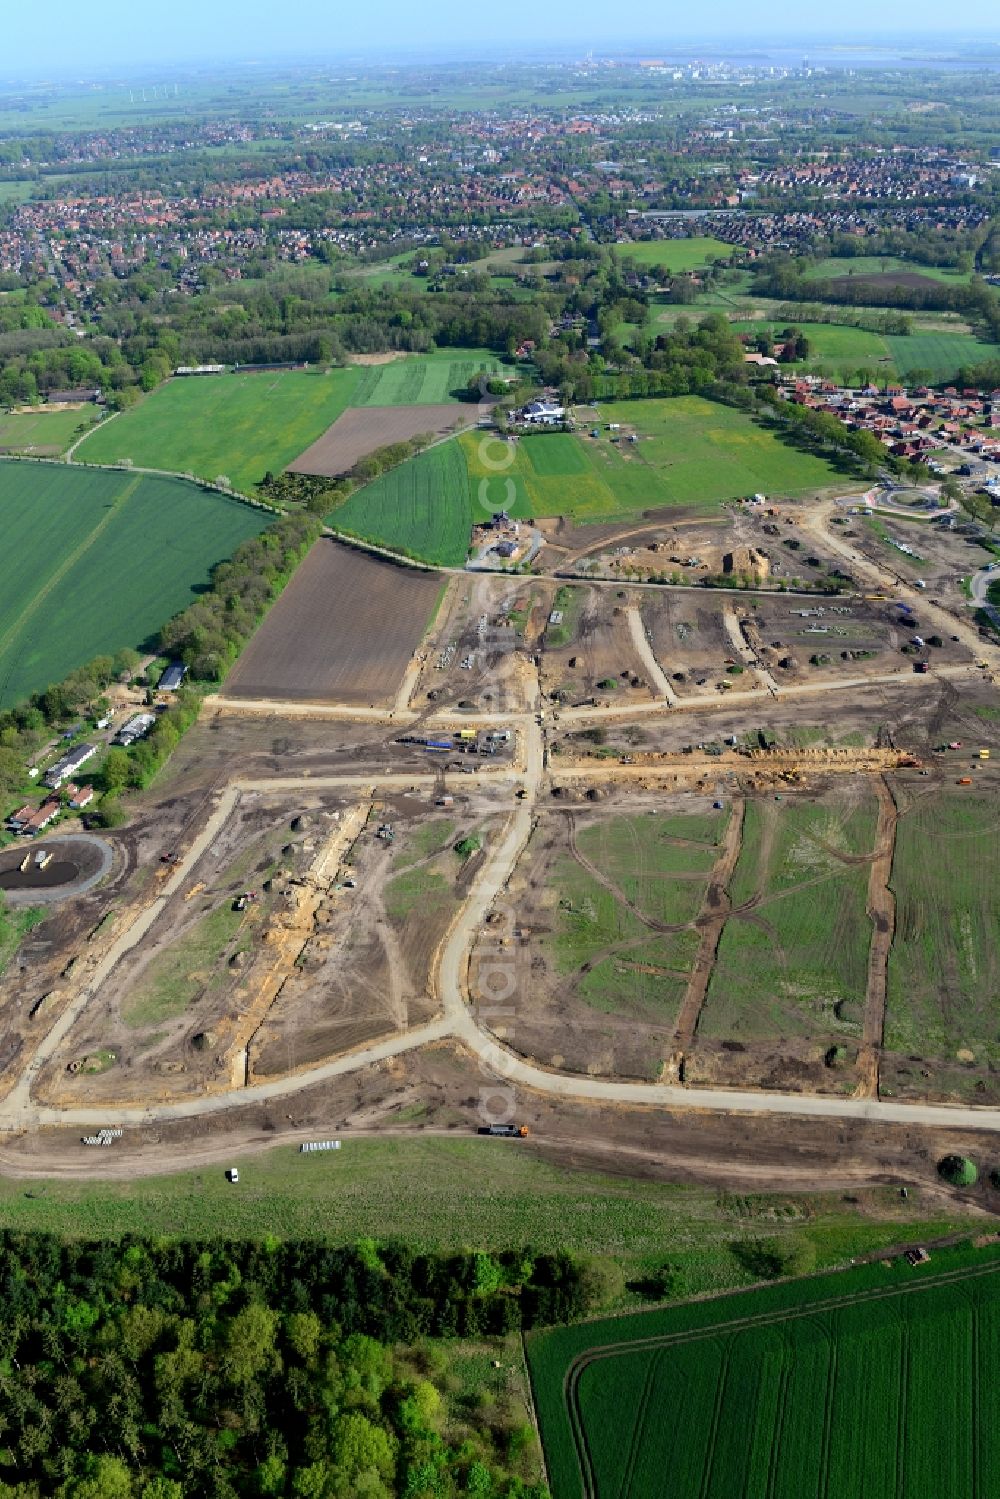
top-left (348, 350), bottom-right (505, 406)
top-left (0, 461), bottom-right (269, 706)
top-left (528, 1244), bottom-right (1000, 1499)
top-left (329, 437), bottom-right (472, 565)
top-left (699, 794), bottom-right (877, 1041)
top-left (76, 367), bottom-right (360, 493)
top-left (886, 331), bottom-right (1000, 379)
top-left (885, 791), bottom-right (1000, 1066)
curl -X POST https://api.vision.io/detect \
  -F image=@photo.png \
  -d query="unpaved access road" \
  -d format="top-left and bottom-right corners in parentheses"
top-left (11, 713), bottom-right (1000, 1140)
top-left (626, 607), bottom-right (676, 702)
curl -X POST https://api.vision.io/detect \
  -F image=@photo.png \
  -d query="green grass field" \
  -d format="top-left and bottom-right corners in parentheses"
top-left (0, 1137), bottom-right (969, 1297)
top-left (329, 437), bottom-right (472, 565)
top-left (700, 795), bottom-right (877, 1042)
top-left (733, 318), bottom-right (892, 367)
top-left (333, 399), bottom-right (845, 564)
top-left (733, 320), bottom-right (1000, 382)
top-left (886, 331), bottom-right (1000, 379)
top-left (75, 367), bottom-right (360, 493)
top-left (0, 407), bottom-right (96, 455)
top-left (618, 237), bottom-right (737, 273)
top-left (0, 461), bottom-right (269, 706)
top-left (550, 812), bottom-right (723, 1022)
top-left (528, 1242), bottom-right (1000, 1499)
top-left (802, 255), bottom-right (974, 286)
top-left (885, 791), bottom-right (1000, 1067)
top-left (349, 349), bottom-right (506, 406)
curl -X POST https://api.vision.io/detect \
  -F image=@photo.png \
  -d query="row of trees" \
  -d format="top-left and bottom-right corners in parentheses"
top-left (157, 512), bottom-right (322, 684)
top-left (0, 1229), bottom-right (583, 1497)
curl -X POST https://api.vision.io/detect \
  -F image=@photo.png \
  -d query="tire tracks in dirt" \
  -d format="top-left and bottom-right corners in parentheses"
top-left (672, 797), bottom-right (745, 1053)
top-left (857, 775), bottom-right (898, 1099)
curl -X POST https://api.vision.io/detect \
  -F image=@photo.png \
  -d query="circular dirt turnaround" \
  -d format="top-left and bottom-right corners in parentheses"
top-left (0, 834), bottom-right (115, 904)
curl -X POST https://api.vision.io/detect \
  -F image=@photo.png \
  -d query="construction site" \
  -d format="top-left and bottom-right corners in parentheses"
top-left (0, 480), bottom-right (998, 1194)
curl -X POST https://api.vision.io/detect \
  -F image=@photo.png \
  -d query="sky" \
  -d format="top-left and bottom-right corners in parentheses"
top-left (4, 0), bottom-right (1000, 73)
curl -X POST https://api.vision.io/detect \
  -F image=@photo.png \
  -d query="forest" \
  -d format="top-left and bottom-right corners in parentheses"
top-left (0, 1230), bottom-right (589, 1496)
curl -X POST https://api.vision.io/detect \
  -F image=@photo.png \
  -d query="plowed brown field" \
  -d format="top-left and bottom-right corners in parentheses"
top-left (222, 539), bottom-right (442, 704)
top-left (288, 403), bottom-right (471, 476)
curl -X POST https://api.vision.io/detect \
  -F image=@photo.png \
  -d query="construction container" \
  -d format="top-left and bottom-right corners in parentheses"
top-left (958, 777), bottom-right (973, 785)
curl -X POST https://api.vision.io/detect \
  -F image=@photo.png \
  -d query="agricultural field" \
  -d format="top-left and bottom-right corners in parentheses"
top-left (329, 438), bottom-right (472, 566)
top-left (222, 539), bottom-right (444, 705)
top-left (616, 236), bottom-right (738, 273)
top-left (733, 320), bottom-right (1000, 382)
top-left (0, 407), bottom-right (97, 455)
top-left (528, 1244), bottom-right (1000, 1499)
top-left (288, 402), bottom-right (471, 476)
top-left (802, 254), bottom-right (974, 286)
top-left (883, 789), bottom-right (1000, 1099)
top-left (733, 318), bottom-right (892, 369)
top-left (690, 789), bottom-right (879, 1089)
top-left (0, 461), bottom-right (269, 707)
top-left (332, 398), bottom-right (845, 566)
top-left (584, 397), bottom-right (846, 510)
top-left (75, 366), bottom-right (360, 493)
top-left (886, 331), bottom-right (1000, 379)
top-left (348, 349), bottom-right (506, 406)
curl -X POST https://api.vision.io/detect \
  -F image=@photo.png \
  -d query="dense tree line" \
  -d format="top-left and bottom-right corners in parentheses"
top-left (0, 1229), bottom-right (585, 1496)
top-left (157, 512), bottom-right (321, 683)
top-left (750, 252), bottom-right (1000, 342)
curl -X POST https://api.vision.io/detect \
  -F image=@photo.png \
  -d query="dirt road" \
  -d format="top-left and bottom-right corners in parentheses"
top-left (626, 607), bottom-right (676, 702)
top-left (5, 627), bottom-right (1000, 1154)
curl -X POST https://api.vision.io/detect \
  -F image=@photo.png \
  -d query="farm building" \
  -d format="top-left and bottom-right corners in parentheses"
top-left (158, 662), bottom-right (187, 692)
top-left (44, 744), bottom-right (97, 789)
top-left (45, 388), bottom-right (102, 406)
top-left (116, 713), bottom-right (156, 746)
top-left (174, 365), bottom-right (226, 376)
top-left (519, 398), bottom-right (565, 426)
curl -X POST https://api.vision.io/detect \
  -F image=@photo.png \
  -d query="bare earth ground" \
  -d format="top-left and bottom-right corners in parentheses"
top-left (222, 538), bottom-right (443, 705)
top-left (288, 403), bottom-right (472, 477)
top-left (2, 489), bottom-right (1000, 1201)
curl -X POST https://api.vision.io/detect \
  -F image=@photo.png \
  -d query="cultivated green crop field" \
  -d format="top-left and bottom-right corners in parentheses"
top-left (886, 331), bottom-right (1000, 379)
top-left (0, 407), bottom-right (95, 455)
top-left (885, 790), bottom-right (1000, 1068)
top-left (0, 461), bottom-right (269, 706)
top-left (619, 236), bottom-right (737, 272)
top-left (700, 794), bottom-right (877, 1042)
top-left (330, 438), bottom-right (472, 566)
top-left (349, 349), bottom-right (505, 406)
top-left (331, 398), bottom-right (844, 564)
top-left (75, 367), bottom-right (360, 493)
top-left (528, 1244), bottom-right (1000, 1499)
